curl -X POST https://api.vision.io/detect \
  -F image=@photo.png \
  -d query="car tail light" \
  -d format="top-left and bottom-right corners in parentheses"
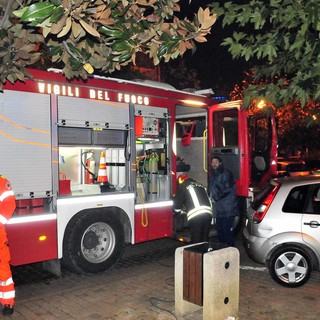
top-left (253, 184), bottom-right (281, 223)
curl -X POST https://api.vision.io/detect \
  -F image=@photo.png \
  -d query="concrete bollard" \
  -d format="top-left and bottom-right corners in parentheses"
top-left (175, 244), bottom-right (239, 319)
top-left (203, 247), bottom-right (239, 319)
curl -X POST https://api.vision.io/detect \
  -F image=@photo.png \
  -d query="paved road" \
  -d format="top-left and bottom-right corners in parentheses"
top-left (10, 232), bottom-right (320, 320)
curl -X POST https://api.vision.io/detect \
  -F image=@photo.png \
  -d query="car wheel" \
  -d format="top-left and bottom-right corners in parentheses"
top-left (268, 247), bottom-right (312, 287)
top-left (63, 210), bottom-right (125, 274)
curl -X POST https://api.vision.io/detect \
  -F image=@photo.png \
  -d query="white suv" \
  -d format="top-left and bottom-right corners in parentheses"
top-left (243, 174), bottom-right (320, 287)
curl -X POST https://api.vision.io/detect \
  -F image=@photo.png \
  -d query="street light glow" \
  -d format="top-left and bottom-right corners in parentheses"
top-left (257, 99), bottom-right (266, 109)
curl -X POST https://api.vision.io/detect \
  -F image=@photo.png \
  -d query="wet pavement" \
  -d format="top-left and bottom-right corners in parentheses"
top-left (9, 231), bottom-right (320, 319)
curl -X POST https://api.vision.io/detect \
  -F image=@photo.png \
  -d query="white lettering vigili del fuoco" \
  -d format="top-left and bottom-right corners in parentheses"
top-left (37, 82), bottom-right (150, 106)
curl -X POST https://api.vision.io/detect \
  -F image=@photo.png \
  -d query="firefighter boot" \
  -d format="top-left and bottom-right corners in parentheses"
top-left (2, 304), bottom-right (14, 316)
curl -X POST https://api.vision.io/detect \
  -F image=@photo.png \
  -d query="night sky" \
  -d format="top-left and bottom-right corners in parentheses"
top-left (179, 0), bottom-right (250, 96)
top-left (114, 1), bottom-right (250, 97)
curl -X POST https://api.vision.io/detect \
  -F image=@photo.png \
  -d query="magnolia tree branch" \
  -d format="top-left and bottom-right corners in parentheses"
top-left (63, 40), bottom-right (82, 62)
top-left (0, 0), bottom-right (22, 29)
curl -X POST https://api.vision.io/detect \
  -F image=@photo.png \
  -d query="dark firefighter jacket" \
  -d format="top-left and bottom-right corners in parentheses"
top-left (174, 179), bottom-right (212, 221)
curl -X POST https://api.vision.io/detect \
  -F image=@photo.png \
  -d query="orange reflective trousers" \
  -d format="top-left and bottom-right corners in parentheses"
top-left (0, 175), bottom-right (16, 307)
top-left (0, 225), bottom-right (14, 307)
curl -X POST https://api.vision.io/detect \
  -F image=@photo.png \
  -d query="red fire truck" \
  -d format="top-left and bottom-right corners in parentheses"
top-left (1, 69), bottom-right (277, 274)
top-left (1, 68), bottom-right (212, 274)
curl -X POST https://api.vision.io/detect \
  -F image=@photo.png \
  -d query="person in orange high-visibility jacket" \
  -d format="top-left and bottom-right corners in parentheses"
top-left (0, 175), bottom-right (16, 316)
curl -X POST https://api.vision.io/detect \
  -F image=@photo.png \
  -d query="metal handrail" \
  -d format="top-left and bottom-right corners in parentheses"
top-left (203, 129), bottom-right (207, 172)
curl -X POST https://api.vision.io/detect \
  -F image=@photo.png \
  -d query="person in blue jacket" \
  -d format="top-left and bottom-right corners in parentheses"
top-left (209, 156), bottom-right (239, 246)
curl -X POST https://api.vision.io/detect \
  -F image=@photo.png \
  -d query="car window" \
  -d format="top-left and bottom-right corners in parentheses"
top-left (305, 184), bottom-right (320, 214)
top-left (282, 185), bottom-right (309, 213)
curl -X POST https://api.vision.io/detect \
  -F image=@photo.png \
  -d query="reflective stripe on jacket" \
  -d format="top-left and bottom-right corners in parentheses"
top-left (0, 175), bottom-right (16, 223)
top-left (174, 179), bottom-right (212, 221)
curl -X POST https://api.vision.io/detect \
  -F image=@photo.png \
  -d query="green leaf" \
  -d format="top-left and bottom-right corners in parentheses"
top-left (166, 40), bottom-right (179, 53)
top-left (181, 20), bottom-right (196, 32)
top-left (50, 0), bottom-right (62, 6)
top-left (0, 29), bottom-right (6, 40)
top-left (66, 43), bottom-right (82, 58)
top-left (114, 6), bottom-right (130, 18)
top-left (112, 40), bottom-right (131, 52)
top-left (7, 73), bottom-right (17, 84)
top-left (160, 32), bottom-right (172, 42)
top-left (98, 26), bottom-right (123, 38)
top-left (242, 93), bottom-right (253, 109)
top-left (21, 3), bottom-right (55, 23)
top-left (47, 45), bottom-right (62, 56)
top-left (50, 7), bottom-right (65, 23)
top-left (80, 48), bottom-right (91, 60)
top-left (158, 43), bottom-right (168, 57)
top-left (117, 51), bottom-right (132, 63)
top-left (69, 57), bottom-right (83, 71)
top-left (12, 7), bottom-right (28, 18)
top-left (244, 47), bottom-right (252, 61)
top-left (52, 54), bottom-right (61, 62)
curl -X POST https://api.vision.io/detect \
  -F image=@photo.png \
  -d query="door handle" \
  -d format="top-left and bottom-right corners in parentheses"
top-left (304, 221), bottom-right (320, 228)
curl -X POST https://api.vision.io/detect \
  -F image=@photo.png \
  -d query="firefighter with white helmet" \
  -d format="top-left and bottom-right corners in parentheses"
top-left (174, 175), bottom-right (212, 243)
top-left (0, 175), bottom-right (16, 316)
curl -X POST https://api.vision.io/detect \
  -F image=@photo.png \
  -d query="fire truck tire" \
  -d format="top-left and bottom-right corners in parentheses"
top-left (62, 211), bottom-right (125, 274)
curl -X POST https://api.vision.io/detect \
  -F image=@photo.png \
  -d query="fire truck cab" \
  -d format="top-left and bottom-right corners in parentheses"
top-left (176, 100), bottom-right (278, 217)
top-left (1, 69), bottom-right (212, 274)
top-left (208, 100), bottom-right (277, 200)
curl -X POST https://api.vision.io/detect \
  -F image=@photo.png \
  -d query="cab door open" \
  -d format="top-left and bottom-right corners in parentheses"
top-left (207, 101), bottom-right (250, 197)
top-left (207, 100), bottom-right (277, 199)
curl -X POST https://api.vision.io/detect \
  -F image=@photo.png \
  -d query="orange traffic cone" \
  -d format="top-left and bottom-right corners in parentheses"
top-left (97, 151), bottom-right (108, 183)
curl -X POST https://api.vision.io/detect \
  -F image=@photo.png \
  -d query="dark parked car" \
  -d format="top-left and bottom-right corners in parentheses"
top-left (277, 160), bottom-right (310, 177)
top-left (305, 159), bottom-right (320, 172)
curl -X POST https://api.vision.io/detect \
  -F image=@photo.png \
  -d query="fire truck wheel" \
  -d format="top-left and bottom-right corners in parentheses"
top-left (62, 211), bottom-right (125, 274)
